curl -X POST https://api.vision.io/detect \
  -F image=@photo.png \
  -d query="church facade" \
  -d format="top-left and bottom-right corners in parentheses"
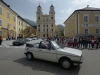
top-left (36, 5), bottom-right (56, 38)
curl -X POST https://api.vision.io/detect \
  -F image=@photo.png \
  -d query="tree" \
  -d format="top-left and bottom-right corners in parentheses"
top-left (20, 26), bottom-right (36, 38)
top-left (59, 29), bottom-right (64, 36)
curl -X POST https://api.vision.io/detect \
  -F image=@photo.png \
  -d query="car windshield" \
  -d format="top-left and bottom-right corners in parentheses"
top-left (51, 41), bottom-right (61, 49)
top-left (17, 38), bottom-right (24, 41)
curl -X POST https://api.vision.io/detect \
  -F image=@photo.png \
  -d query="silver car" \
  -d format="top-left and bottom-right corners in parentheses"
top-left (24, 40), bottom-right (83, 70)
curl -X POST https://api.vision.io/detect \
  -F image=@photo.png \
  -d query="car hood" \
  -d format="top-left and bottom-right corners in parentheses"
top-left (58, 47), bottom-right (82, 56)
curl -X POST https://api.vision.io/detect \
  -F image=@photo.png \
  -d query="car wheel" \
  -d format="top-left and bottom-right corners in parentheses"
top-left (26, 53), bottom-right (34, 61)
top-left (13, 43), bottom-right (15, 46)
top-left (60, 58), bottom-right (73, 70)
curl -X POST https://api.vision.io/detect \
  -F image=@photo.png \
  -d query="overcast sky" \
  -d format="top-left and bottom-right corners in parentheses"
top-left (3, 0), bottom-right (100, 25)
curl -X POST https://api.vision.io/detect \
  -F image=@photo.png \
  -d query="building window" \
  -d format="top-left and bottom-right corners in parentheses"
top-left (72, 19), bottom-right (74, 24)
top-left (84, 16), bottom-right (88, 22)
top-left (84, 29), bottom-right (89, 34)
top-left (51, 17), bottom-right (53, 19)
top-left (38, 25), bottom-right (40, 27)
top-left (0, 6), bottom-right (2, 14)
top-left (0, 19), bottom-right (2, 26)
top-left (14, 25), bottom-right (16, 30)
top-left (0, 31), bottom-right (2, 36)
top-left (52, 24), bottom-right (53, 27)
top-left (72, 30), bottom-right (74, 34)
top-left (51, 12), bottom-right (53, 14)
top-left (38, 12), bottom-right (40, 14)
top-left (38, 29), bottom-right (40, 32)
top-left (43, 25), bottom-right (44, 27)
top-left (7, 23), bottom-right (10, 29)
top-left (43, 29), bottom-right (45, 32)
top-left (47, 29), bottom-right (48, 32)
top-left (13, 15), bottom-right (16, 21)
top-left (47, 25), bottom-right (48, 27)
top-left (69, 32), bottom-right (70, 35)
top-left (7, 11), bottom-right (10, 18)
top-left (52, 29), bottom-right (53, 31)
top-left (96, 29), bottom-right (99, 34)
top-left (68, 22), bottom-right (70, 26)
top-left (43, 34), bottom-right (45, 37)
top-left (95, 16), bottom-right (99, 22)
top-left (19, 21), bottom-right (20, 25)
top-left (38, 17), bottom-right (40, 20)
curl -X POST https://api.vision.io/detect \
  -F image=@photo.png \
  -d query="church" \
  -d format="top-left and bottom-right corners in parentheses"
top-left (36, 4), bottom-right (56, 38)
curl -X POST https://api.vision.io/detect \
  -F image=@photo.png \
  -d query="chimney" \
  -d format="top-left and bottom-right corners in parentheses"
top-left (87, 5), bottom-right (89, 7)
top-left (7, 5), bottom-right (10, 8)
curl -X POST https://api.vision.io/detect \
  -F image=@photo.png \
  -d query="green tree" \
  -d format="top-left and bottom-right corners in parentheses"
top-left (20, 26), bottom-right (36, 37)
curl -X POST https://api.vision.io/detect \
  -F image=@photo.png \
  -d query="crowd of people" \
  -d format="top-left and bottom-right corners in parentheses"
top-left (48, 36), bottom-right (100, 49)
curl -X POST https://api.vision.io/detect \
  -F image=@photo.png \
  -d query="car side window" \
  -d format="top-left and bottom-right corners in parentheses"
top-left (39, 41), bottom-right (48, 49)
top-left (51, 45), bottom-right (55, 50)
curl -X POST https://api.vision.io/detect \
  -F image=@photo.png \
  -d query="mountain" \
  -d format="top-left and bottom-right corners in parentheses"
top-left (24, 18), bottom-right (37, 28)
top-left (57, 24), bottom-right (64, 31)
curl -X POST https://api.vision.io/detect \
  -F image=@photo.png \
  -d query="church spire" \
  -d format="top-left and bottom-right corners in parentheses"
top-left (38, 2), bottom-right (41, 8)
top-left (50, 2), bottom-right (54, 7)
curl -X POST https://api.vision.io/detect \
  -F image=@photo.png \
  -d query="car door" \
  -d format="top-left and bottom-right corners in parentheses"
top-left (38, 41), bottom-right (57, 62)
top-left (27, 43), bottom-right (40, 58)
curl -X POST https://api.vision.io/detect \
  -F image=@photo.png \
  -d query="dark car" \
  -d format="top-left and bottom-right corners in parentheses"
top-left (13, 38), bottom-right (25, 46)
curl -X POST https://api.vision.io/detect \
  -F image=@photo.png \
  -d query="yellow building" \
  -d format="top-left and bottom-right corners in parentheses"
top-left (64, 5), bottom-right (100, 37)
top-left (0, 0), bottom-right (33, 39)
top-left (36, 5), bottom-right (56, 38)
top-left (55, 25), bottom-right (59, 37)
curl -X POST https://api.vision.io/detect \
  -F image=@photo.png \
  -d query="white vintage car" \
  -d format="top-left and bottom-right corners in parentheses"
top-left (24, 40), bottom-right (83, 69)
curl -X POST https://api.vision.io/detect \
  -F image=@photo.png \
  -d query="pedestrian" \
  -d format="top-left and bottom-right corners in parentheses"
top-left (0, 36), bottom-right (3, 46)
top-left (95, 37), bottom-right (99, 49)
top-left (78, 36), bottom-right (82, 48)
top-left (91, 37), bottom-right (96, 49)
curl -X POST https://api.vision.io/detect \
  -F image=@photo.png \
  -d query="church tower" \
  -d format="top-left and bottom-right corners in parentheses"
top-left (36, 4), bottom-right (43, 21)
top-left (49, 4), bottom-right (55, 21)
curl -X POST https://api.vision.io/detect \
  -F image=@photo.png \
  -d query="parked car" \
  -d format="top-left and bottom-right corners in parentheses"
top-left (24, 40), bottom-right (83, 69)
top-left (32, 37), bottom-right (38, 40)
top-left (13, 38), bottom-right (25, 46)
top-left (25, 38), bottom-right (32, 42)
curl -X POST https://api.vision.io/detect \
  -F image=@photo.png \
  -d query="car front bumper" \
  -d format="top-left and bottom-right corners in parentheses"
top-left (73, 55), bottom-right (83, 64)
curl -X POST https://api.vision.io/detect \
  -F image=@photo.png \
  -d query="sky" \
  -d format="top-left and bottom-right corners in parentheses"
top-left (3, 0), bottom-right (100, 25)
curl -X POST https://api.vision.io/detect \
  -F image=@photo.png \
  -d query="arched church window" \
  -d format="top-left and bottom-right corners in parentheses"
top-left (51, 12), bottom-right (53, 14)
top-left (38, 17), bottom-right (40, 20)
top-left (51, 17), bottom-right (53, 19)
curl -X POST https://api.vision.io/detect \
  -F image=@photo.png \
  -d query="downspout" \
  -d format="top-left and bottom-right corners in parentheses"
top-left (15, 16), bottom-right (18, 40)
top-left (77, 12), bottom-right (79, 36)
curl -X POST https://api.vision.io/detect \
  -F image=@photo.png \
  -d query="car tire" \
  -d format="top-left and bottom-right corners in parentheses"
top-left (26, 53), bottom-right (34, 61)
top-left (60, 58), bottom-right (73, 70)
top-left (13, 43), bottom-right (16, 46)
